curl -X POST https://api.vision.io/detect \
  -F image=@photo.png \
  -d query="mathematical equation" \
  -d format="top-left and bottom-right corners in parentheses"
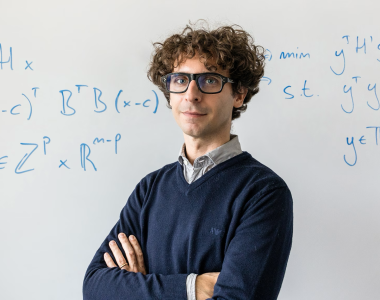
top-left (344, 127), bottom-right (380, 167)
top-left (263, 35), bottom-right (380, 167)
top-left (261, 46), bottom-right (318, 99)
top-left (0, 44), bottom-right (159, 119)
top-left (329, 35), bottom-right (380, 114)
top-left (262, 35), bottom-right (380, 103)
top-left (0, 134), bottom-right (121, 173)
top-left (330, 36), bottom-right (380, 166)
top-left (1, 35), bottom-right (380, 169)
top-left (0, 86), bottom-right (159, 120)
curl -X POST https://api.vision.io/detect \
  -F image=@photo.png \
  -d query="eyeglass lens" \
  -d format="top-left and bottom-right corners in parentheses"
top-left (166, 74), bottom-right (223, 93)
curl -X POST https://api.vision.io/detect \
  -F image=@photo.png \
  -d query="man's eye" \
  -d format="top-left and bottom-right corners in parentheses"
top-left (204, 77), bottom-right (220, 85)
top-left (172, 76), bottom-right (188, 85)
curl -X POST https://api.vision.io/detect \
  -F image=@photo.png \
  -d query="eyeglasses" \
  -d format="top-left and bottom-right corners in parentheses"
top-left (161, 72), bottom-right (234, 94)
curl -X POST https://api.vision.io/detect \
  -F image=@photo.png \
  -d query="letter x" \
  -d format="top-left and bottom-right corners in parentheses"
top-left (25, 61), bottom-right (33, 70)
top-left (59, 160), bottom-right (70, 169)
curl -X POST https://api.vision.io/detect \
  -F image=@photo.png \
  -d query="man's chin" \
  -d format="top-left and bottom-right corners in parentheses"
top-left (182, 127), bottom-right (207, 139)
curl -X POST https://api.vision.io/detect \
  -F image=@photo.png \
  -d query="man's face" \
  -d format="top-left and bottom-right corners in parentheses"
top-left (169, 54), bottom-right (244, 140)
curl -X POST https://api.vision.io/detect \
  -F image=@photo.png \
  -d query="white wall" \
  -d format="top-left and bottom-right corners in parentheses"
top-left (1, 0), bottom-right (379, 299)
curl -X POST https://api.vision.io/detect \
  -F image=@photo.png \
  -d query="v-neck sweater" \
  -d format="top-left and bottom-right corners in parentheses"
top-left (178, 134), bottom-right (242, 185)
top-left (83, 151), bottom-right (293, 300)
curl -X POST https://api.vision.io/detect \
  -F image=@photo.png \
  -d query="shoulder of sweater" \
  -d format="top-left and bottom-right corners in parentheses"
top-left (135, 161), bottom-right (178, 188)
top-left (234, 152), bottom-right (291, 193)
top-left (230, 154), bottom-right (293, 214)
top-left (127, 162), bottom-right (179, 206)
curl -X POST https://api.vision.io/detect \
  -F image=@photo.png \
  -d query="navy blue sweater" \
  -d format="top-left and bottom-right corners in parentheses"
top-left (83, 151), bottom-right (293, 300)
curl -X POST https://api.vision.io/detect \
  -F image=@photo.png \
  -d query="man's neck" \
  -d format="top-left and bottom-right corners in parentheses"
top-left (183, 130), bottom-right (232, 165)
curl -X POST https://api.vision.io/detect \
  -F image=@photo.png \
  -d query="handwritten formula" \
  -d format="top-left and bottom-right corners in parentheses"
top-left (1, 35), bottom-right (380, 172)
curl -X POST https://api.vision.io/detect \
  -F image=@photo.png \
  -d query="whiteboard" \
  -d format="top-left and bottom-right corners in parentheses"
top-left (1, 1), bottom-right (379, 299)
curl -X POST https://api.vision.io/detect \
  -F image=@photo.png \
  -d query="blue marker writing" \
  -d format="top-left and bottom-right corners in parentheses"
top-left (261, 77), bottom-right (272, 85)
top-left (115, 90), bottom-right (123, 113)
top-left (60, 90), bottom-right (76, 116)
top-left (342, 85), bottom-right (354, 114)
top-left (15, 143), bottom-right (38, 174)
top-left (366, 126), bottom-right (380, 145)
top-left (0, 156), bottom-right (8, 170)
top-left (0, 44), bottom-right (13, 70)
top-left (76, 85), bottom-right (88, 93)
top-left (25, 61), bottom-right (33, 70)
top-left (302, 80), bottom-right (313, 97)
top-left (343, 137), bottom-right (357, 166)
top-left (115, 133), bottom-right (121, 154)
top-left (330, 49), bottom-right (345, 75)
top-left (356, 36), bottom-right (366, 54)
top-left (367, 84), bottom-right (380, 110)
top-left (59, 160), bottom-right (70, 169)
top-left (152, 90), bottom-right (159, 113)
top-left (93, 88), bottom-right (107, 113)
top-left (32, 87), bottom-right (39, 97)
top-left (143, 99), bottom-right (151, 107)
top-left (10, 104), bottom-right (21, 115)
top-left (80, 143), bottom-right (97, 171)
top-left (43, 136), bottom-right (51, 155)
top-left (283, 86), bottom-right (294, 99)
top-left (265, 49), bottom-right (272, 61)
top-left (93, 137), bottom-right (105, 144)
top-left (22, 93), bottom-right (32, 120)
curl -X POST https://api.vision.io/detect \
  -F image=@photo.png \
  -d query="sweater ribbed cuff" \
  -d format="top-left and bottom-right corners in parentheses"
top-left (186, 273), bottom-right (198, 300)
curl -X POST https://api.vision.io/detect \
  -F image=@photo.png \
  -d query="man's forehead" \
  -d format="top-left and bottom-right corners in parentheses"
top-left (173, 54), bottom-right (229, 76)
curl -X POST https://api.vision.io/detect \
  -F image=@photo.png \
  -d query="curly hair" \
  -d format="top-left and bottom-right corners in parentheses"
top-left (147, 21), bottom-right (265, 121)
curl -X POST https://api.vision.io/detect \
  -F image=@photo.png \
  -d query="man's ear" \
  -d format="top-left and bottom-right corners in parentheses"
top-left (233, 87), bottom-right (248, 108)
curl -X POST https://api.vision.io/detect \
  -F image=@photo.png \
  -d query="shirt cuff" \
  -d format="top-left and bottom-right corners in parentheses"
top-left (186, 273), bottom-right (198, 300)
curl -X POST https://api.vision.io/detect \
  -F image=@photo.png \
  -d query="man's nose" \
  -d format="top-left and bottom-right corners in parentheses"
top-left (185, 79), bottom-right (202, 102)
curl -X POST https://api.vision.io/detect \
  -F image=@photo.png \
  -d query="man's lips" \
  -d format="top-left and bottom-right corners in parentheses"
top-left (182, 111), bottom-right (207, 116)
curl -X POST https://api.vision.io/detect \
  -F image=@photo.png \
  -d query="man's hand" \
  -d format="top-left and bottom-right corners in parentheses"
top-left (196, 272), bottom-right (220, 300)
top-left (104, 233), bottom-right (147, 275)
top-left (104, 232), bottom-right (219, 298)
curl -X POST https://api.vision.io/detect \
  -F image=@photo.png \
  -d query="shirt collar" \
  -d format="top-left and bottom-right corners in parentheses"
top-left (177, 134), bottom-right (242, 167)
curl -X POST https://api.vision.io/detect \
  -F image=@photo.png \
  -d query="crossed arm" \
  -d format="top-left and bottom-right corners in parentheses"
top-left (104, 232), bottom-right (219, 300)
top-left (83, 179), bottom-right (293, 300)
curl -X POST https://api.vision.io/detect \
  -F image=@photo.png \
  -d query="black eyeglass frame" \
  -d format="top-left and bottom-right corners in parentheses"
top-left (161, 72), bottom-right (235, 94)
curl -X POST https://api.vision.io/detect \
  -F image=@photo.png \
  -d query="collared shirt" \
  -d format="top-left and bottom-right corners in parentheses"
top-left (178, 134), bottom-right (243, 184)
top-left (179, 134), bottom-right (243, 299)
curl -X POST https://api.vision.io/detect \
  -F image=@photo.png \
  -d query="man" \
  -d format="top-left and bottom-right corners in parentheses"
top-left (83, 22), bottom-right (293, 300)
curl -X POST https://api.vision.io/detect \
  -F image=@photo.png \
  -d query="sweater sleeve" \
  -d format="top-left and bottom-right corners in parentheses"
top-left (82, 177), bottom-right (188, 300)
top-left (208, 185), bottom-right (293, 300)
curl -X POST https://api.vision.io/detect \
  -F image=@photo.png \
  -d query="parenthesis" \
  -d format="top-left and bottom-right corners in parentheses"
top-left (22, 93), bottom-right (32, 120)
top-left (115, 90), bottom-right (123, 113)
top-left (152, 90), bottom-right (159, 114)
